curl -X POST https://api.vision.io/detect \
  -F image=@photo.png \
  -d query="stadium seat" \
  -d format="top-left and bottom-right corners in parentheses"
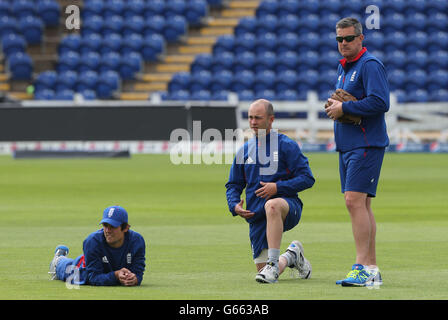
top-left (101, 33), bottom-right (123, 55)
top-left (234, 17), bottom-right (257, 37)
top-left (189, 70), bottom-right (212, 92)
top-left (169, 72), bottom-right (191, 92)
top-left (163, 15), bottom-right (187, 42)
top-left (255, 89), bottom-right (276, 101)
top-left (185, 0), bottom-right (207, 26)
top-left (18, 16), bottom-right (44, 45)
top-left (429, 89), bottom-right (448, 102)
top-left (54, 89), bottom-right (75, 100)
top-left (190, 89), bottom-right (211, 101)
top-left (169, 89), bottom-right (190, 101)
top-left (12, 0), bottom-right (36, 19)
top-left (230, 70), bottom-right (254, 93)
top-left (1, 34), bottom-right (26, 57)
top-left (119, 52), bottom-right (143, 79)
top-left (276, 14), bottom-right (299, 35)
top-left (234, 33), bottom-right (256, 55)
top-left (79, 89), bottom-right (97, 100)
top-left (96, 70), bottom-right (120, 99)
top-left (213, 35), bottom-right (235, 55)
top-left (82, 15), bottom-right (104, 37)
top-left (79, 51), bottom-right (101, 72)
top-left (0, 16), bottom-right (18, 38)
top-left (238, 89), bottom-right (254, 101)
top-left (210, 70), bottom-right (233, 92)
top-left (99, 52), bottom-right (121, 73)
top-left (211, 90), bottom-right (230, 101)
top-left (123, 15), bottom-right (145, 37)
top-left (55, 70), bottom-right (77, 92)
top-left (277, 0), bottom-right (300, 18)
top-left (275, 51), bottom-right (298, 73)
top-left (191, 53), bottom-right (213, 74)
top-left (102, 15), bottom-right (124, 36)
top-left (59, 34), bottom-right (82, 55)
top-left (276, 32), bottom-right (299, 54)
top-left (0, 0), bottom-right (10, 19)
top-left (124, 0), bottom-right (146, 19)
top-left (82, 0), bottom-right (104, 19)
top-left (75, 70), bottom-right (99, 92)
top-left (57, 51), bottom-right (80, 72)
top-left (34, 88), bottom-right (55, 100)
top-left (275, 70), bottom-right (298, 92)
top-left (104, 0), bottom-right (125, 19)
top-left (255, 32), bottom-right (277, 55)
top-left (7, 52), bottom-right (33, 80)
top-left (165, 0), bottom-right (186, 18)
top-left (120, 33), bottom-right (143, 55)
top-left (34, 70), bottom-right (58, 92)
top-left (254, 69), bottom-right (275, 92)
top-left (408, 89), bottom-right (429, 102)
top-left (211, 51), bottom-right (234, 73)
top-left (144, 15), bottom-right (165, 37)
top-left (80, 33), bottom-right (102, 55)
top-left (233, 51), bottom-right (256, 73)
top-left (254, 51), bottom-right (276, 73)
top-left (256, 0), bottom-right (279, 18)
top-left (141, 34), bottom-right (165, 61)
top-left (37, 0), bottom-right (61, 27)
top-left (145, 0), bottom-right (165, 17)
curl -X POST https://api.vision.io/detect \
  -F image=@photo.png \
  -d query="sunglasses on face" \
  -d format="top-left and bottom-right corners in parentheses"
top-left (336, 35), bottom-right (359, 43)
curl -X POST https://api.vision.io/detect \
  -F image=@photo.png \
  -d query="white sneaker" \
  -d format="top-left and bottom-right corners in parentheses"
top-left (284, 240), bottom-right (312, 279)
top-left (255, 262), bottom-right (279, 283)
top-left (48, 245), bottom-right (69, 280)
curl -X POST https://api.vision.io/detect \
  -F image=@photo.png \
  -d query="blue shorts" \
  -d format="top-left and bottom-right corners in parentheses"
top-left (339, 147), bottom-right (385, 197)
top-left (249, 197), bottom-right (303, 260)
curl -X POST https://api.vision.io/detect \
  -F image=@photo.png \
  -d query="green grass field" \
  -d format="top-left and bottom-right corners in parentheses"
top-left (0, 152), bottom-right (447, 300)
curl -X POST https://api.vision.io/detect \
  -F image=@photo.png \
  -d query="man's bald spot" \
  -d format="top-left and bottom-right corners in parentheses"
top-left (250, 99), bottom-right (274, 117)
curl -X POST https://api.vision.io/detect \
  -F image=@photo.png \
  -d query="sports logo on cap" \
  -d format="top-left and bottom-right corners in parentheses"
top-left (108, 207), bottom-right (115, 218)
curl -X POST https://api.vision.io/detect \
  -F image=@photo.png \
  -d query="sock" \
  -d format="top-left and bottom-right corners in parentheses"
top-left (267, 248), bottom-right (280, 267)
top-left (280, 250), bottom-right (296, 267)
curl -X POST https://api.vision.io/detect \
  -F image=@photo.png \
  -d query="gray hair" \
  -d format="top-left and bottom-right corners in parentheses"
top-left (336, 17), bottom-right (363, 35)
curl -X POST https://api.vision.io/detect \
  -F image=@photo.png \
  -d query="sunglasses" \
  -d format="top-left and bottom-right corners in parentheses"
top-left (336, 35), bottom-right (360, 43)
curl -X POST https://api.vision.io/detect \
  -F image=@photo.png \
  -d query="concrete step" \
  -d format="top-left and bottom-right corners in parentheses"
top-left (155, 63), bottom-right (190, 73)
top-left (178, 45), bottom-right (212, 54)
top-left (141, 73), bottom-right (173, 82)
top-left (134, 82), bottom-right (168, 92)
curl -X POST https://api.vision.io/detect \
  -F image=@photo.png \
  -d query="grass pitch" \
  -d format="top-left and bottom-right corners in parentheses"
top-left (0, 153), bottom-right (447, 300)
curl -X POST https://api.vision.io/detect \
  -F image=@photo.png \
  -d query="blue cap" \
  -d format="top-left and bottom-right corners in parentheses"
top-left (99, 205), bottom-right (128, 228)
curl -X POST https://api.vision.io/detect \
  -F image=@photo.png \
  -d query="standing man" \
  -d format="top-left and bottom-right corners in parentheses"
top-left (325, 17), bottom-right (389, 287)
top-left (225, 99), bottom-right (315, 283)
top-left (49, 205), bottom-right (146, 286)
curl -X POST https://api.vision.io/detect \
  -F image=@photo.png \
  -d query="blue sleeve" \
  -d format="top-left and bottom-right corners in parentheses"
top-left (225, 147), bottom-right (246, 216)
top-left (129, 234), bottom-right (146, 285)
top-left (276, 140), bottom-right (315, 196)
top-left (83, 236), bottom-right (119, 286)
top-left (342, 60), bottom-right (390, 117)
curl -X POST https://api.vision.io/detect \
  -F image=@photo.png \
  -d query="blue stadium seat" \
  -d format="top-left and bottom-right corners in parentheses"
top-left (253, 69), bottom-right (275, 92)
top-left (80, 33), bottom-right (102, 55)
top-left (210, 70), bottom-right (233, 92)
top-left (233, 51), bottom-right (256, 73)
top-left (55, 70), bottom-right (77, 92)
top-left (185, 0), bottom-right (207, 26)
top-left (163, 15), bottom-right (187, 42)
top-left (104, 0), bottom-right (125, 19)
top-left (234, 17), bottom-right (257, 37)
top-left (255, 14), bottom-right (278, 37)
top-left (388, 69), bottom-right (406, 91)
top-left (277, 32), bottom-right (299, 54)
top-left (428, 50), bottom-right (448, 69)
top-left (12, 0), bottom-right (36, 19)
top-left (428, 31), bottom-right (448, 51)
top-left (169, 72), bottom-right (191, 92)
top-left (165, 0), bottom-right (186, 18)
top-left (37, 0), bottom-right (61, 27)
top-left (276, 14), bottom-right (299, 35)
top-left (123, 15), bottom-right (145, 37)
top-left (101, 33), bottom-right (122, 55)
top-left (34, 70), bottom-right (58, 92)
top-left (0, 0), bottom-right (10, 19)
top-left (408, 89), bottom-right (429, 102)
top-left (319, 13), bottom-right (340, 32)
top-left (234, 33), bottom-right (256, 55)
top-left (211, 90), bottom-right (230, 101)
top-left (302, 69), bottom-right (319, 88)
top-left (238, 89), bottom-right (254, 101)
top-left (213, 35), bottom-right (235, 55)
top-left (191, 53), bottom-right (213, 73)
top-left (124, 0), bottom-right (146, 19)
top-left (0, 16), bottom-right (18, 38)
top-left (99, 52), bottom-right (121, 73)
top-left (405, 50), bottom-right (428, 71)
top-left (190, 89), bottom-right (211, 101)
top-left (230, 70), bottom-right (254, 93)
top-left (189, 70), bottom-right (212, 92)
top-left (169, 89), bottom-right (190, 101)
top-left (80, 89), bottom-right (97, 100)
top-left (81, 15), bottom-right (104, 37)
top-left (75, 70), bottom-right (98, 92)
top-left (18, 16), bottom-right (44, 45)
top-left (256, 0), bottom-right (278, 18)
top-left (119, 52), bottom-right (143, 79)
top-left (384, 31), bottom-right (407, 51)
top-left (254, 51), bottom-right (276, 73)
top-left (299, 32), bottom-right (320, 51)
top-left (1, 34), bottom-right (26, 57)
top-left (121, 33), bottom-right (143, 55)
top-left (82, 0), bottom-right (104, 19)
top-left (275, 70), bottom-right (298, 92)
top-left (255, 89), bottom-right (276, 101)
top-left (7, 52), bottom-right (33, 80)
top-left (385, 50), bottom-right (407, 69)
top-left (211, 51), bottom-right (234, 73)
top-left (102, 15), bottom-right (124, 36)
top-left (34, 88), bottom-right (55, 100)
top-left (275, 51), bottom-right (298, 73)
top-left (57, 51), bottom-right (80, 72)
top-left (255, 32), bottom-right (277, 55)
top-left (59, 34), bottom-right (82, 55)
top-left (96, 70), bottom-right (120, 99)
top-left (429, 89), bottom-right (448, 102)
top-left (144, 15), bottom-right (165, 37)
top-left (207, 0), bottom-right (222, 7)
top-left (277, 0), bottom-right (300, 18)
top-left (54, 89), bottom-right (75, 100)
top-left (79, 51), bottom-right (101, 72)
top-left (141, 34), bottom-right (165, 61)
top-left (145, 0), bottom-right (165, 17)
top-left (428, 70), bottom-right (448, 89)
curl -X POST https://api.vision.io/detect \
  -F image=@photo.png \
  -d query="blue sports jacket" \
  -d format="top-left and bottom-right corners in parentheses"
top-left (82, 229), bottom-right (146, 286)
top-left (225, 132), bottom-right (315, 224)
top-left (334, 47), bottom-right (390, 152)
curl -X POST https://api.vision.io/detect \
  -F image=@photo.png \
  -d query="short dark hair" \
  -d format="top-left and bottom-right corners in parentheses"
top-left (336, 17), bottom-right (363, 36)
top-left (121, 223), bottom-right (130, 231)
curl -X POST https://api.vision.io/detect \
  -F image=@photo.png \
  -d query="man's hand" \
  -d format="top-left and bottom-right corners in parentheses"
top-left (234, 199), bottom-right (255, 219)
top-left (325, 98), bottom-right (344, 121)
top-left (255, 181), bottom-right (277, 200)
top-left (115, 268), bottom-right (138, 286)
